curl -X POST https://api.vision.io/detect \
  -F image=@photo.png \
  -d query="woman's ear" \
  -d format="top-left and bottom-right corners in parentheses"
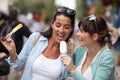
top-left (92, 33), bottom-right (98, 41)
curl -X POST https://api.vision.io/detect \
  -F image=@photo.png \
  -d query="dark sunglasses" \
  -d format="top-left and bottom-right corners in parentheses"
top-left (88, 15), bottom-right (99, 33)
top-left (56, 7), bottom-right (76, 16)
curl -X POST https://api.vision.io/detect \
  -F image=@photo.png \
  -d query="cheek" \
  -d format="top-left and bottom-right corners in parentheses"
top-left (81, 34), bottom-right (90, 42)
top-left (68, 29), bottom-right (72, 33)
top-left (66, 29), bottom-right (72, 36)
top-left (85, 37), bottom-right (94, 45)
top-left (85, 36), bottom-right (91, 41)
top-left (52, 25), bottom-right (59, 32)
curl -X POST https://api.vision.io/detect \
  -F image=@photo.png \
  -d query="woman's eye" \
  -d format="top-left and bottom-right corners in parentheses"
top-left (65, 26), bottom-right (70, 29)
top-left (64, 24), bottom-right (71, 29)
top-left (55, 23), bottom-right (61, 27)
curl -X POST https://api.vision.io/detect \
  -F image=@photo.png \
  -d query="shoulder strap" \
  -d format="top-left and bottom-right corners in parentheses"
top-left (32, 34), bottom-right (41, 48)
top-left (20, 34), bottom-right (41, 78)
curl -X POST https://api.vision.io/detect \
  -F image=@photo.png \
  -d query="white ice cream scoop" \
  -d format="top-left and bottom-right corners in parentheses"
top-left (60, 41), bottom-right (67, 54)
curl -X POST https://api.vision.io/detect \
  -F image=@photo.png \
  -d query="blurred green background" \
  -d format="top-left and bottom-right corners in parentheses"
top-left (1, 0), bottom-right (120, 21)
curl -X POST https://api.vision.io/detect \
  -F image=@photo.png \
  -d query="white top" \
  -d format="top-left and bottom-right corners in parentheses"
top-left (31, 54), bottom-right (62, 80)
top-left (76, 50), bottom-right (101, 80)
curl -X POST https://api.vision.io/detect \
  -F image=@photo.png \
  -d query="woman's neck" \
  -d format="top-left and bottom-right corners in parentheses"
top-left (48, 38), bottom-right (59, 48)
top-left (87, 44), bottom-right (103, 57)
top-left (42, 38), bottom-right (60, 59)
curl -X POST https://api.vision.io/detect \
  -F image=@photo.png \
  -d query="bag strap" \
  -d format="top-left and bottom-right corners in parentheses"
top-left (32, 34), bottom-right (41, 48)
top-left (20, 34), bottom-right (41, 79)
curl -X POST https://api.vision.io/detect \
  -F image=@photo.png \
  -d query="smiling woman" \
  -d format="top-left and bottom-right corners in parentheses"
top-left (0, 6), bottom-right (76, 80)
top-left (61, 15), bottom-right (115, 80)
top-left (52, 15), bottom-right (72, 42)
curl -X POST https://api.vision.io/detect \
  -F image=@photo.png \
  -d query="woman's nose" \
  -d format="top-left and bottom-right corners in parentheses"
top-left (59, 27), bottom-right (64, 33)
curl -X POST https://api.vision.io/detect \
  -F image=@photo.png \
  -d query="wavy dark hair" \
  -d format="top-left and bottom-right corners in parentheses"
top-left (41, 6), bottom-right (75, 42)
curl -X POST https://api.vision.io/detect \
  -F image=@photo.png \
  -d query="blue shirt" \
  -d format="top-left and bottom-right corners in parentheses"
top-left (7, 32), bottom-right (67, 80)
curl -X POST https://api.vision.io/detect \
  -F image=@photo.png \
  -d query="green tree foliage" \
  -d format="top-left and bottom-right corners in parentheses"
top-left (76, 0), bottom-right (88, 20)
top-left (10, 0), bottom-right (56, 19)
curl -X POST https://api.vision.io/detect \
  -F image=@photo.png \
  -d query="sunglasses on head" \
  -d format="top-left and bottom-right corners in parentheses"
top-left (88, 15), bottom-right (98, 33)
top-left (56, 7), bottom-right (76, 16)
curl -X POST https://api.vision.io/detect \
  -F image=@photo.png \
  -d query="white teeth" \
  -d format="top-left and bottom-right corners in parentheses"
top-left (57, 34), bottom-right (64, 37)
top-left (59, 35), bottom-right (64, 37)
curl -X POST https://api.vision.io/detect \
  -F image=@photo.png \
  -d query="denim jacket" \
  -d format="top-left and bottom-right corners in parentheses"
top-left (7, 32), bottom-right (68, 80)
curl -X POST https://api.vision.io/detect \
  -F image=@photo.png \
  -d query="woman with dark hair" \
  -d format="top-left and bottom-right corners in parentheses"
top-left (61, 15), bottom-right (115, 80)
top-left (0, 6), bottom-right (75, 80)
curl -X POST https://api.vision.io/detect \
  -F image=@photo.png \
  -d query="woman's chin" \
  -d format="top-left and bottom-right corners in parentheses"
top-left (79, 43), bottom-right (86, 47)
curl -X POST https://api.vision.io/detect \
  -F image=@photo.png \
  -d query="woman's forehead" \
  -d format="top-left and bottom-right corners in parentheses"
top-left (55, 15), bottom-right (71, 23)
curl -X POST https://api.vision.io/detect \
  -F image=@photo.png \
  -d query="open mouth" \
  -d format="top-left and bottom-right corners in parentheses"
top-left (57, 33), bottom-right (65, 41)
